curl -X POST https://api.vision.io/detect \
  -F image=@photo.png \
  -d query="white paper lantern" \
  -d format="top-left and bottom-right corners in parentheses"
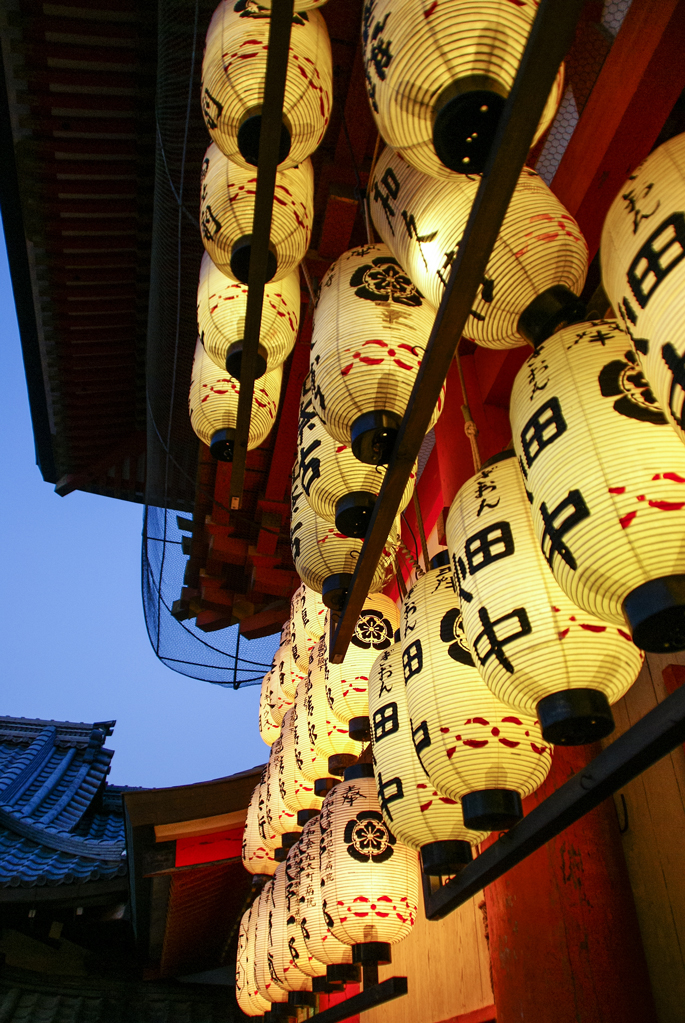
top-left (256, 766), bottom-right (285, 851)
top-left (259, 669), bottom-right (281, 746)
top-left (265, 635), bottom-right (295, 727)
top-left (237, 903), bottom-right (271, 1015)
top-left (189, 338), bottom-right (282, 460)
top-left (298, 815), bottom-right (354, 968)
top-left (370, 146), bottom-right (589, 349)
top-left (445, 453), bottom-right (644, 744)
top-left (368, 642), bottom-right (487, 874)
top-left (291, 584), bottom-right (318, 673)
top-left (510, 319), bottom-right (685, 652)
top-left (200, 142), bottom-right (314, 284)
top-left (243, 777), bottom-right (278, 875)
top-left (280, 706), bottom-right (322, 815)
top-left (254, 878), bottom-right (292, 1003)
top-left (293, 671), bottom-right (336, 787)
top-left (298, 371), bottom-right (418, 537)
top-left (198, 251), bottom-right (300, 380)
top-left (302, 584), bottom-right (327, 639)
top-left (401, 563), bottom-right (552, 831)
top-left (291, 473), bottom-right (399, 609)
top-left (309, 244), bottom-right (443, 464)
top-left (601, 132), bottom-right (685, 453)
top-left (325, 594), bottom-right (400, 734)
top-left (272, 618), bottom-right (306, 701)
top-left (202, 3), bottom-right (332, 170)
top-left (267, 861), bottom-right (315, 993)
top-left (265, 739), bottom-right (301, 842)
top-left (319, 765), bottom-right (419, 963)
top-left (361, 0), bottom-right (564, 178)
top-left (284, 842), bottom-right (327, 979)
top-left (303, 636), bottom-right (362, 771)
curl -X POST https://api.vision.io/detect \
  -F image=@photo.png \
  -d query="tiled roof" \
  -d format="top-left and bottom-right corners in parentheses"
top-left (0, 717), bottom-right (128, 889)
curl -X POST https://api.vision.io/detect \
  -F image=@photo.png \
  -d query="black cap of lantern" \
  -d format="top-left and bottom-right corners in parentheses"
top-left (393, 628), bottom-right (401, 643)
top-left (312, 977), bottom-right (336, 994)
top-left (350, 411), bottom-right (401, 465)
top-left (281, 831), bottom-right (301, 849)
top-left (429, 550), bottom-right (450, 570)
top-left (226, 340), bottom-right (268, 381)
top-left (537, 688), bottom-right (615, 745)
top-left (432, 75), bottom-right (508, 175)
top-left (314, 775), bottom-right (339, 797)
top-left (230, 234), bottom-right (278, 285)
top-left (327, 963), bottom-right (361, 985)
top-left (349, 716), bottom-right (371, 743)
top-left (288, 991), bottom-right (316, 1008)
top-left (481, 448), bottom-right (516, 469)
top-left (420, 839), bottom-right (473, 876)
top-left (322, 573), bottom-right (353, 611)
top-left (623, 575), bottom-right (685, 652)
top-left (517, 285), bottom-right (587, 348)
top-left (352, 941), bottom-right (392, 966)
top-left (297, 808), bottom-right (320, 826)
top-left (335, 491), bottom-right (377, 538)
top-left (461, 788), bottom-right (523, 831)
top-left (237, 107), bottom-right (292, 168)
top-left (274, 847), bottom-right (288, 862)
top-left (328, 754), bottom-right (358, 778)
top-left (210, 428), bottom-right (235, 462)
top-left (343, 762), bottom-right (375, 782)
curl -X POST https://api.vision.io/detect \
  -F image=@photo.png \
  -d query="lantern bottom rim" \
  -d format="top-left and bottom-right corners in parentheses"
top-left (237, 107), bottom-right (292, 168)
top-left (274, 847), bottom-right (287, 862)
top-left (420, 839), bottom-right (473, 876)
top-left (209, 428), bottom-right (235, 462)
top-left (517, 285), bottom-right (587, 347)
top-left (280, 830), bottom-right (301, 849)
top-left (624, 574), bottom-right (685, 652)
top-left (328, 753), bottom-right (357, 778)
top-left (297, 807), bottom-right (320, 826)
top-left (537, 687), bottom-right (614, 745)
top-left (230, 234), bottom-right (278, 285)
top-left (343, 761), bottom-right (374, 782)
top-left (322, 573), bottom-right (353, 611)
top-left (352, 942), bottom-right (391, 966)
top-left (314, 775), bottom-right (339, 796)
top-left (462, 788), bottom-right (522, 831)
top-left (326, 963), bottom-right (360, 985)
top-left (335, 491), bottom-right (377, 538)
top-left (288, 991), bottom-right (316, 1008)
top-left (348, 715), bottom-right (371, 742)
top-left (350, 411), bottom-right (400, 465)
top-left (433, 75), bottom-right (506, 174)
top-left (226, 340), bottom-right (268, 381)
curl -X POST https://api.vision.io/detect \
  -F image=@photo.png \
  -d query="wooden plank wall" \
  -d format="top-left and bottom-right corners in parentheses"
top-left (603, 652), bottom-right (685, 1023)
top-left (362, 894), bottom-right (493, 1023)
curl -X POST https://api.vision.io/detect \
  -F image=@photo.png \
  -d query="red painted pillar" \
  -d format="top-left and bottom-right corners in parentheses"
top-left (484, 746), bottom-right (657, 1023)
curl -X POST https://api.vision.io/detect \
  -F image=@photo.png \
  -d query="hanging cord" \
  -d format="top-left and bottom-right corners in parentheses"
top-left (412, 490), bottom-right (430, 573)
top-left (300, 259), bottom-right (318, 307)
top-left (364, 132), bottom-right (381, 246)
top-left (455, 339), bottom-right (482, 472)
top-left (394, 554), bottom-right (408, 600)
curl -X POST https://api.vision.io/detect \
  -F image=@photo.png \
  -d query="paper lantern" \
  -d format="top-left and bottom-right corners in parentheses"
top-left (237, 903), bottom-right (271, 1015)
top-left (370, 147), bottom-right (588, 349)
top-left (264, 632), bottom-right (295, 728)
top-left (254, 878), bottom-right (291, 1003)
top-left (298, 815), bottom-right (354, 967)
top-left (291, 584), bottom-right (317, 673)
top-left (445, 453), bottom-right (644, 744)
top-left (302, 636), bottom-right (362, 776)
top-left (302, 584), bottom-right (327, 639)
top-left (272, 618), bottom-right (306, 702)
top-left (267, 859), bottom-right (319, 992)
top-left (265, 739), bottom-right (301, 844)
top-left (325, 594), bottom-right (400, 739)
top-left (362, 0), bottom-right (564, 178)
top-left (259, 669), bottom-right (281, 745)
top-left (189, 338), bottom-right (282, 460)
top-left (601, 132), bottom-right (685, 452)
top-left (200, 143), bottom-right (313, 284)
top-left (293, 671), bottom-right (336, 787)
top-left (284, 843), bottom-right (327, 979)
top-left (198, 251), bottom-right (300, 379)
top-left (291, 472), bottom-right (400, 609)
top-left (510, 319), bottom-right (685, 653)
top-left (401, 562), bottom-right (552, 830)
top-left (202, 3), bottom-right (332, 170)
top-left (256, 766), bottom-right (285, 851)
top-left (319, 764), bottom-right (419, 967)
top-left (280, 706), bottom-right (322, 815)
top-left (309, 244), bottom-right (443, 464)
top-left (368, 641), bottom-right (487, 874)
top-left (298, 372), bottom-right (417, 537)
top-left (242, 777), bottom-right (278, 875)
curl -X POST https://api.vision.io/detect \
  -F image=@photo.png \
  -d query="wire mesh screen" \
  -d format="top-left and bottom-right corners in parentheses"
top-left (143, 506), bottom-right (279, 686)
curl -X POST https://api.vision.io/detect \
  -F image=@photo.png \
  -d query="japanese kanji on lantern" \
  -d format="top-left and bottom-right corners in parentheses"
top-left (601, 132), bottom-right (685, 452)
top-left (236, 903), bottom-right (271, 1016)
top-left (361, 0), bottom-right (564, 178)
top-left (319, 763), bottom-right (419, 970)
top-left (301, 636), bottom-right (362, 783)
top-left (298, 372), bottom-right (417, 537)
top-left (291, 473), bottom-right (399, 609)
top-left (200, 143), bottom-right (313, 284)
top-left (326, 594), bottom-right (400, 741)
top-left (292, 671), bottom-right (337, 795)
top-left (291, 584), bottom-right (318, 673)
top-left (259, 667), bottom-right (281, 745)
top-left (402, 560), bottom-right (552, 830)
top-left (265, 739), bottom-right (301, 848)
top-left (298, 815), bottom-right (355, 969)
top-left (370, 147), bottom-right (588, 349)
top-left (189, 339), bottom-right (282, 460)
top-left (272, 618), bottom-right (306, 702)
top-left (243, 776), bottom-right (278, 876)
top-left (264, 630), bottom-right (295, 727)
top-left (254, 878), bottom-right (295, 1003)
top-left (445, 453), bottom-right (644, 745)
top-left (268, 856), bottom-right (323, 991)
top-left (510, 319), bottom-right (685, 653)
top-left (279, 706), bottom-right (322, 817)
top-left (369, 636), bottom-right (488, 874)
top-left (198, 252), bottom-right (300, 379)
top-left (309, 244), bottom-right (443, 464)
top-left (202, 2), bottom-right (332, 170)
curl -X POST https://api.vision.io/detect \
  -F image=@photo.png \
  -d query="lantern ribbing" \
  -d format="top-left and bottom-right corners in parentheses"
top-left (303, 635), bottom-right (362, 768)
top-left (291, 584), bottom-right (318, 673)
top-left (259, 668), bottom-right (282, 745)
top-left (298, 815), bottom-right (354, 967)
top-left (280, 706), bottom-right (322, 814)
top-left (243, 776), bottom-right (278, 875)
top-left (292, 670), bottom-right (336, 785)
top-left (237, 904), bottom-right (271, 1015)
top-left (268, 859), bottom-right (320, 990)
top-left (254, 880), bottom-right (290, 1002)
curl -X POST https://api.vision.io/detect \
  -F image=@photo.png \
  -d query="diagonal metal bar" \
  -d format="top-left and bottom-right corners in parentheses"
top-left (329, 0), bottom-right (586, 661)
top-left (229, 0), bottom-right (295, 510)
top-left (288, 977), bottom-right (408, 1023)
top-left (423, 683), bottom-right (685, 920)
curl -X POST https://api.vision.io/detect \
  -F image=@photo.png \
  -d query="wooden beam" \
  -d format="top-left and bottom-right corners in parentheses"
top-left (329, 0), bottom-right (586, 662)
top-left (154, 809), bottom-right (247, 844)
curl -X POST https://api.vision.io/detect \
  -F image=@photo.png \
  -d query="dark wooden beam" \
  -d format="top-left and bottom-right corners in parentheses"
top-left (299, 977), bottom-right (408, 1023)
top-left (228, 0), bottom-right (295, 510)
top-left (329, 0), bottom-right (586, 662)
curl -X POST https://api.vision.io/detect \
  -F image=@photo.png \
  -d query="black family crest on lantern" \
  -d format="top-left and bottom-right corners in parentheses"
top-left (344, 810), bottom-right (396, 864)
top-left (349, 255), bottom-right (423, 307)
top-left (598, 347), bottom-right (667, 425)
top-left (439, 606), bottom-right (475, 667)
top-left (351, 610), bottom-right (393, 651)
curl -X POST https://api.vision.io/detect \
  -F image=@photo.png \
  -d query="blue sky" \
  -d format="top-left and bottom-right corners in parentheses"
top-left (0, 222), bottom-right (270, 788)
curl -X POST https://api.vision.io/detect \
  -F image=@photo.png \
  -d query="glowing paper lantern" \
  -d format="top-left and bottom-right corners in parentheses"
top-left (299, 815), bottom-right (354, 967)
top-left (284, 843), bottom-right (326, 979)
top-left (325, 594), bottom-right (400, 737)
top-left (319, 764), bottom-right (419, 966)
top-left (298, 372), bottom-right (417, 537)
top-left (362, 0), bottom-right (564, 178)
top-left (272, 618), bottom-right (306, 701)
top-left (256, 767), bottom-right (283, 852)
top-left (291, 584), bottom-right (317, 673)
top-left (189, 339), bottom-right (282, 460)
top-left (267, 860), bottom-right (315, 992)
top-left (370, 147), bottom-right (588, 349)
top-left (237, 903), bottom-right (271, 1015)
top-left (259, 669), bottom-right (281, 745)
top-left (265, 739), bottom-right (301, 843)
top-left (242, 777), bottom-right (278, 876)
top-left (601, 132), bottom-right (685, 452)
top-left (198, 252), bottom-right (300, 379)
top-left (293, 671), bottom-right (336, 787)
top-left (309, 244), bottom-right (443, 464)
top-left (302, 584), bottom-right (327, 639)
top-left (510, 319), bottom-right (685, 652)
top-left (280, 706), bottom-right (322, 815)
top-left (445, 453), bottom-right (644, 744)
top-left (202, 3), bottom-right (332, 170)
top-left (200, 143), bottom-right (313, 284)
top-left (302, 636), bottom-right (362, 774)
top-left (401, 562), bottom-right (552, 830)
top-left (254, 879), bottom-right (291, 1003)
top-left (368, 641), bottom-right (487, 874)
top-left (291, 473), bottom-right (400, 609)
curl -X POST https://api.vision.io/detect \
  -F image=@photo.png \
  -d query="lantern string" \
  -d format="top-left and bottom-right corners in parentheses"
top-left (365, 133), bottom-right (382, 246)
top-left (394, 555), bottom-right (408, 599)
top-left (300, 259), bottom-right (318, 308)
top-left (412, 490), bottom-right (430, 572)
top-left (399, 537), bottom-right (423, 578)
top-left (455, 340), bottom-right (482, 472)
